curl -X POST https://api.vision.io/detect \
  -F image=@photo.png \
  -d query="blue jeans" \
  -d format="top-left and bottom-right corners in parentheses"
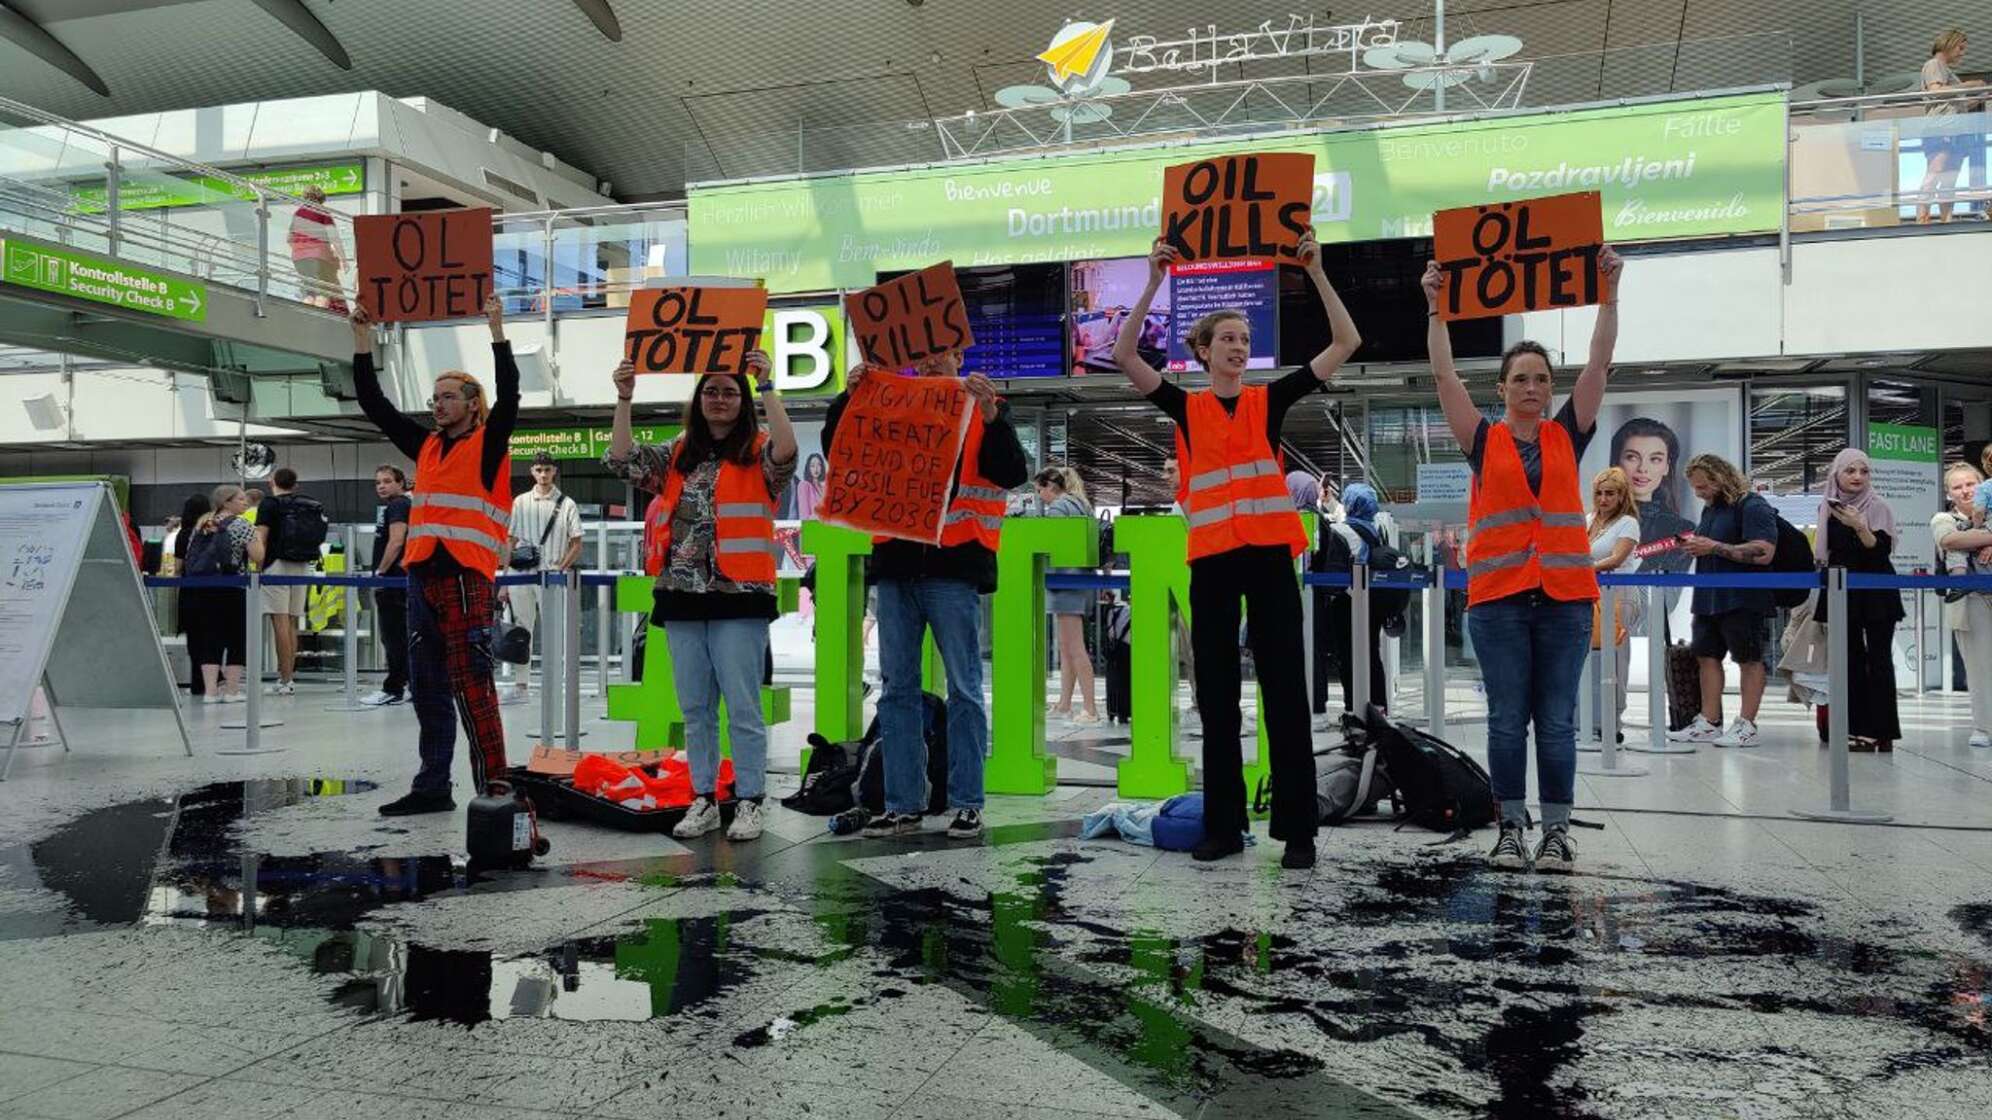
top-left (664, 618), bottom-right (769, 801)
top-left (876, 577), bottom-right (987, 814)
top-left (1466, 592), bottom-right (1592, 830)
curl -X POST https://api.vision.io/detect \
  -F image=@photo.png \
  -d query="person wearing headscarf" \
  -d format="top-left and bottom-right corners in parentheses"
top-left (1286, 471), bottom-right (1320, 512)
top-left (1816, 447), bottom-right (1903, 750)
top-left (1317, 481), bottom-right (1389, 718)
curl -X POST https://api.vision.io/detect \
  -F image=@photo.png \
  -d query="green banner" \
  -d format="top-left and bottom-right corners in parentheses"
top-left (1867, 422), bottom-right (1939, 463)
top-left (69, 162), bottom-right (365, 214)
top-left (1, 239), bottom-right (207, 321)
top-left (508, 424), bottom-right (679, 461)
top-left (690, 91), bottom-right (1786, 294)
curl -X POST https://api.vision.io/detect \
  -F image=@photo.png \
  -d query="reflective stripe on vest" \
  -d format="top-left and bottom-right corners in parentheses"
top-left (404, 426), bottom-right (511, 573)
top-left (937, 411), bottom-right (1006, 551)
top-left (1180, 386), bottom-right (1308, 562)
top-left (1464, 420), bottom-right (1599, 606)
top-left (653, 435), bottom-right (778, 583)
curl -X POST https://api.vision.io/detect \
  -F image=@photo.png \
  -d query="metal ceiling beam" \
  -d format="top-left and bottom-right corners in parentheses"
top-left (0, 2), bottom-right (109, 96)
top-left (571, 0), bottom-right (622, 43)
top-left (249, 0), bottom-right (352, 70)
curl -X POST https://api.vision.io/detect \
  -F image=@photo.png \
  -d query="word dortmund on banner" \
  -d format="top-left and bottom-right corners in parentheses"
top-left (843, 262), bottom-right (975, 369)
top-left (0, 239), bottom-right (206, 321)
top-left (1161, 152), bottom-right (1315, 265)
top-left (817, 373), bottom-right (973, 545)
top-left (1432, 191), bottom-right (1603, 321)
top-left (354, 208), bottom-right (493, 323)
top-left (623, 285), bottom-right (768, 374)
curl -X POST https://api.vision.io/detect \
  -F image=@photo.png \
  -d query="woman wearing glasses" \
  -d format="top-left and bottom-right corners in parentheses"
top-left (606, 355), bottom-right (797, 842)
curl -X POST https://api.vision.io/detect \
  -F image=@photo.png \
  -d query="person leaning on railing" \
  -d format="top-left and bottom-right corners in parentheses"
top-left (1917, 28), bottom-right (1987, 224)
top-left (1934, 461), bottom-right (1992, 748)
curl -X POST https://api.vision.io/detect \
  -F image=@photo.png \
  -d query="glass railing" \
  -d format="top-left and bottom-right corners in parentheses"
top-left (0, 94), bottom-right (357, 311)
top-left (1791, 87), bottom-right (1992, 228)
top-left (490, 204), bottom-right (687, 316)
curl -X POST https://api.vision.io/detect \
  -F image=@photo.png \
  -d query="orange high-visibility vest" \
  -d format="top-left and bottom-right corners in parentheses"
top-left (937, 412), bottom-right (1006, 551)
top-left (642, 494), bottom-right (669, 577)
top-left (654, 434), bottom-right (779, 583)
top-left (405, 426), bottom-right (510, 573)
top-left (1466, 420), bottom-right (1598, 606)
top-left (1177, 386), bottom-right (1308, 562)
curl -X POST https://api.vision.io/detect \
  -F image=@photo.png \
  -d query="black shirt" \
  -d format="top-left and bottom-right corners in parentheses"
top-left (820, 391), bottom-right (1031, 594)
top-left (1143, 366), bottom-right (1322, 456)
top-left (372, 494), bottom-right (411, 575)
top-left (1817, 517), bottom-right (1903, 625)
top-left (1466, 401), bottom-right (1596, 496)
top-left (353, 344), bottom-right (521, 571)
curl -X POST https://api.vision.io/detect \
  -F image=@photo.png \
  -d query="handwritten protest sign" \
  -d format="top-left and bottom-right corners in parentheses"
top-left (844, 261), bottom-right (974, 369)
top-left (624, 285), bottom-right (768, 373)
top-left (1432, 191), bottom-right (1603, 321)
top-left (818, 373), bottom-right (974, 544)
top-left (355, 208), bottom-right (493, 322)
top-left (1161, 152), bottom-right (1314, 267)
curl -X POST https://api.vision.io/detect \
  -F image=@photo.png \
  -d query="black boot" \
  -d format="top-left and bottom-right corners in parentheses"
top-left (1280, 839), bottom-right (1317, 870)
top-left (1191, 833), bottom-right (1246, 862)
top-left (379, 789), bottom-right (456, 817)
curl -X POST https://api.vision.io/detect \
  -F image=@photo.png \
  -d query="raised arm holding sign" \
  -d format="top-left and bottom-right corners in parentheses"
top-left (623, 285), bottom-right (769, 374)
top-left (1432, 191), bottom-right (1603, 322)
top-left (844, 261), bottom-right (974, 369)
top-left (354, 208), bottom-right (494, 323)
top-left (1160, 152), bottom-right (1314, 267)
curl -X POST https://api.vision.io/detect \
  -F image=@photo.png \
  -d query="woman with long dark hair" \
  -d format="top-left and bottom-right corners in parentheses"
top-left (607, 354), bottom-right (797, 841)
top-left (795, 453), bottom-right (827, 521)
top-left (1114, 230), bottom-right (1362, 869)
top-left (170, 492), bottom-right (212, 696)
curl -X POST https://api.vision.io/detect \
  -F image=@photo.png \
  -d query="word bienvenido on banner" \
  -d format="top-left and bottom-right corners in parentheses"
top-left (1161, 153), bottom-right (1314, 266)
top-left (623, 286), bottom-right (769, 374)
top-left (354, 209), bottom-right (494, 323)
top-left (1432, 191), bottom-right (1602, 321)
top-left (818, 374), bottom-right (974, 545)
top-left (844, 261), bottom-right (975, 369)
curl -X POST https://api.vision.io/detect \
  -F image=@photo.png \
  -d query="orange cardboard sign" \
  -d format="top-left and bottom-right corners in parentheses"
top-left (1161, 152), bottom-right (1315, 266)
top-left (843, 261), bottom-right (975, 369)
top-left (526, 743), bottom-right (670, 777)
top-left (1433, 191), bottom-right (1604, 321)
top-left (623, 286), bottom-right (768, 374)
top-left (818, 372), bottom-right (975, 544)
top-left (354, 208), bottom-right (494, 322)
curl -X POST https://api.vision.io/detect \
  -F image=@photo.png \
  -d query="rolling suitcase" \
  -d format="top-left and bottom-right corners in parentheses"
top-left (1665, 641), bottom-right (1702, 732)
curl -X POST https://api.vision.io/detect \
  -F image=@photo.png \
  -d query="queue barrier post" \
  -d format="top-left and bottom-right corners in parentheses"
top-left (1421, 573), bottom-right (1446, 740)
top-left (538, 570), bottom-right (558, 746)
top-left (1580, 581), bottom-right (1646, 778)
top-left (325, 527), bottom-right (369, 712)
top-left (1793, 566), bottom-right (1891, 824)
top-left (1350, 564), bottom-right (1371, 719)
top-left (564, 568), bottom-right (583, 750)
top-left (219, 569), bottom-right (286, 750)
top-left (1630, 581), bottom-right (1694, 755)
top-left (1576, 644), bottom-right (1597, 752)
top-left (594, 523), bottom-right (612, 699)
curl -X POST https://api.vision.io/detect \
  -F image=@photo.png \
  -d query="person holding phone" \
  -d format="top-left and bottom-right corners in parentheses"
top-left (1422, 247), bottom-right (1625, 874)
top-left (1815, 449), bottom-right (1903, 751)
top-left (1114, 230), bottom-right (1362, 869)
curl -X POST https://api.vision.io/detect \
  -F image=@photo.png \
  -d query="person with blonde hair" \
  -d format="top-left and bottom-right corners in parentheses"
top-left (1916, 29), bottom-right (1984, 224)
top-left (1935, 461), bottom-right (1992, 747)
top-left (1025, 465), bottom-right (1100, 723)
top-left (184, 484), bottom-right (265, 704)
top-left (1587, 466), bottom-right (1643, 733)
top-left (1673, 453), bottom-right (1778, 748)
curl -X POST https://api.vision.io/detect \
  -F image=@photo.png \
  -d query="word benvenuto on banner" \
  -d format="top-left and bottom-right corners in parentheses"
top-left (1432, 191), bottom-right (1603, 321)
top-left (354, 208), bottom-right (494, 322)
top-left (623, 285), bottom-right (768, 374)
top-left (1161, 152), bottom-right (1314, 266)
top-left (844, 262), bottom-right (974, 369)
top-left (818, 373), bottom-right (973, 544)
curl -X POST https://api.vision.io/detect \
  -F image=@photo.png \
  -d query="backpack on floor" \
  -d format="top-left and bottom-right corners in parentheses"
top-left (1252, 718), bottom-right (1396, 826)
top-left (1362, 706), bottom-right (1495, 833)
top-left (855, 692), bottom-right (950, 816)
top-left (781, 735), bottom-right (863, 815)
top-left (1665, 641), bottom-right (1702, 732)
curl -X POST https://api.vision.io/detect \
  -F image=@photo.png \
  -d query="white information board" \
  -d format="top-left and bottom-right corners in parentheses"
top-left (0, 484), bottom-right (100, 721)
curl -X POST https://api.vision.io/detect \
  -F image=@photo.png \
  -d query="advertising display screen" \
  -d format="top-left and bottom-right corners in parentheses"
top-left (1068, 256), bottom-right (1277, 375)
top-left (880, 262), bottom-right (1067, 378)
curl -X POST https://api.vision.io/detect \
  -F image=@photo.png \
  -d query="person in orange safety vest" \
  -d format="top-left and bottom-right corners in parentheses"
top-left (1114, 230), bottom-right (1364, 870)
top-left (1422, 247), bottom-right (1624, 876)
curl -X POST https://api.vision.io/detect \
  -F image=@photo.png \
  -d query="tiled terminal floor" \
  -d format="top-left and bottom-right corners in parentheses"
top-left (0, 681), bottom-right (1987, 1119)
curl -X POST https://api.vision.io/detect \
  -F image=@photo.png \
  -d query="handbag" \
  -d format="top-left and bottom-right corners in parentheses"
top-left (490, 601), bottom-right (532, 664)
top-left (1590, 596), bottom-right (1627, 651)
top-left (1937, 513), bottom-right (1972, 604)
top-left (508, 495), bottom-right (566, 572)
top-left (1776, 593), bottom-right (1830, 676)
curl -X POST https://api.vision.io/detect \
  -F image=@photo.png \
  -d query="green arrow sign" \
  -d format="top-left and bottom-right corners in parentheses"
top-left (69, 162), bottom-right (365, 214)
top-left (1, 239), bottom-right (208, 321)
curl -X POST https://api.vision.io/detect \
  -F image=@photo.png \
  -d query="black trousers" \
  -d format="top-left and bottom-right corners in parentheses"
top-left (376, 588), bottom-right (409, 697)
top-left (188, 587), bottom-right (247, 668)
top-left (1189, 546), bottom-right (1317, 843)
top-left (1847, 615), bottom-right (1903, 741)
top-left (1324, 593), bottom-right (1387, 715)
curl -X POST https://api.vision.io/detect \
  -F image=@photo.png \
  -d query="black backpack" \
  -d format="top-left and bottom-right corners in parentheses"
top-left (1761, 501), bottom-right (1818, 609)
top-left (182, 524), bottom-right (237, 576)
top-left (271, 494), bottom-right (329, 562)
top-left (780, 692), bottom-right (949, 817)
top-left (782, 737), bottom-right (864, 815)
top-left (1322, 522), bottom-right (1418, 624)
top-left (1362, 706), bottom-right (1496, 833)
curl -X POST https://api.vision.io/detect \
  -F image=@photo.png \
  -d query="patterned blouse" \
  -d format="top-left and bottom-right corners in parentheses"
top-left (604, 436), bottom-right (796, 597)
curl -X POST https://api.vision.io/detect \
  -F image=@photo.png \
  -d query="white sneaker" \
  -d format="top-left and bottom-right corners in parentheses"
top-left (272, 681), bottom-right (296, 697)
top-left (221, 692), bottom-right (245, 705)
top-left (359, 690), bottom-right (400, 707)
top-left (200, 694), bottom-right (221, 706)
top-left (726, 799), bottom-right (764, 841)
top-left (1971, 731), bottom-right (1991, 750)
top-left (1715, 718), bottom-right (1760, 748)
top-left (673, 797), bottom-right (722, 839)
top-left (1667, 715), bottom-right (1721, 743)
top-left (500, 688), bottom-right (529, 707)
